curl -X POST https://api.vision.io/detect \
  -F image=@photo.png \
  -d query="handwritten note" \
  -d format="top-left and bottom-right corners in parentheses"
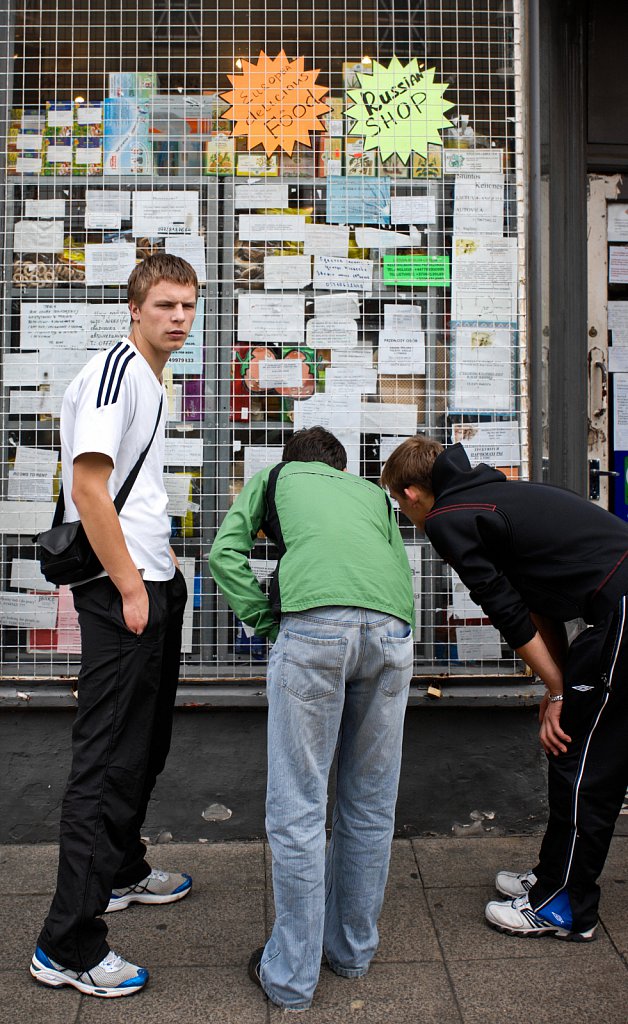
top-left (312, 256), bottom-right (373, 291)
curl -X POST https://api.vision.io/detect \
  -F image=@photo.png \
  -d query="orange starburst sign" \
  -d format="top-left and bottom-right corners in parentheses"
top-left (221, 50), bottom-right (330, 156)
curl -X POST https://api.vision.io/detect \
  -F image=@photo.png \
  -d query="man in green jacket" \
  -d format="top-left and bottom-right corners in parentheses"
top-left (209, 427), bottom-right (415, 1011)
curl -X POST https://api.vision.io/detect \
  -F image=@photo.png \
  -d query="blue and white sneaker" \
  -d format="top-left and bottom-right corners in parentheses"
top-left (485, 895), bottom-right (596, 941)
top-left (106, 869), bottom-right (192, 912)
top-left (30, 947), bottom-right (148, 997)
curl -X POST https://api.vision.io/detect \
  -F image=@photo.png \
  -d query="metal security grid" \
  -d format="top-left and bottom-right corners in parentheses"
top-left (0, 0), bottom-right (527, 684)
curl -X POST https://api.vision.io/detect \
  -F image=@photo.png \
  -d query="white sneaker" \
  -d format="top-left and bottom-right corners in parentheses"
top-left (106, 868), bottom-right (192, 912)
top-left (495, 868), bottom-right (537, 898)
top-left (485, 895), bottom-right (596, 942)
top-left (30, 947), bottom-right (148, 997)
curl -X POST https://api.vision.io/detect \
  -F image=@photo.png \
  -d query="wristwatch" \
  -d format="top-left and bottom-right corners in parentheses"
top-left (547, 692), bottom-right (564, 703)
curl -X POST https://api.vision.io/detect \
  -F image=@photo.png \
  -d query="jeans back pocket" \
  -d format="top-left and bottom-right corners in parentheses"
top-left (380, 631), bottom-right (414, 696)
top-left (280, 629), bottom-right (348, 701)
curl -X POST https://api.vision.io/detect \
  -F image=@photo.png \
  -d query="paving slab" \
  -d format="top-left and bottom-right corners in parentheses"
top-left (105, 888), bottom-right (266, 968)
top-left (375, 885), bottom-right (442, 963)
top-left (268, 962), bottom-right (461, 1023)
top-left (449, 951), bottom-right (628, 1024)
top-left (0, 968), bottom-right (81, 1023)
top-left (78, 966), bottom-right (268, 1024)
top-left (412, 835), bottom-right (542, 889)
top-left (0, 844), bottom-right (58, 895)
top-left (135, 840), bottom-right (267, 891)
top-left (0, 895), bottom-right (51, 970)
top-left (600, 833), bottom-right (628, 881)
top-left (425, 886), bottom-right (616, 962)
top-left (599, 880), bottom-right (628, 956)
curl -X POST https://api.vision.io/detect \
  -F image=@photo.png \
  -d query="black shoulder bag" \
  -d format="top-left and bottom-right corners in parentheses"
top-left (35, 395), bottom-right (163, 587)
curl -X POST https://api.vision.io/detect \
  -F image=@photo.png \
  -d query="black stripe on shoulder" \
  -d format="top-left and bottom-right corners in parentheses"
top-left (96, 341), bottom-right (124, 408)
top-left (110, 351), bottom-right (136, 404)
top-left (102, 344), bottom-right (131, 406)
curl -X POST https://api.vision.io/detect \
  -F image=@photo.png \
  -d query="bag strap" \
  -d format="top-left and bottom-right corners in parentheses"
top-left (52, 392), bottom-right (164, 524)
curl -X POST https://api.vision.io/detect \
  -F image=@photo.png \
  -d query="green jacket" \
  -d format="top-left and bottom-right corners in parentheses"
top-left (209, 461), bottom-right (415, 641)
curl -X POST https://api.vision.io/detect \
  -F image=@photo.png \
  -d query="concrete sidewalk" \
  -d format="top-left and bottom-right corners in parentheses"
top-left (1, 835), bottom-right (627, 1023)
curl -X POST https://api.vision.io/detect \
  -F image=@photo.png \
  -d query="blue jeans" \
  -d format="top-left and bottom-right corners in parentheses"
top-left (260, 606), bottom-right (413, 1010)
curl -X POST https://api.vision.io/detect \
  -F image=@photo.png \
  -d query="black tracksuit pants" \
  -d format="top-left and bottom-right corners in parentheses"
top-left (37, 570), bottom-right (187, 971)
top-left (529, 595), bottom-right (628, 932)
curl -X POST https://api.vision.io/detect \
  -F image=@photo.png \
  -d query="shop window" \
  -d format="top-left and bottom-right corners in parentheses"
top-left (0, 0), bottom-right (527, 684)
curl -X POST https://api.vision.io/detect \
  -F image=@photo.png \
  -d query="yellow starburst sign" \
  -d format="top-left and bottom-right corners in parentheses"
top-left (221, 51), bottom-right (330, 156)
top-left (346, 58), bottom-right (454, 164)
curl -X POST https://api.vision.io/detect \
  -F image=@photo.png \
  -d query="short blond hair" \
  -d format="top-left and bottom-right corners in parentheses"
top-left (381, 435), bottom-right (444, 495)
top-left (127, 253), bottom-right (199, 307)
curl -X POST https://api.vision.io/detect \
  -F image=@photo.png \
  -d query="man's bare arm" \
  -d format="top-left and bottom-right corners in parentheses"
top-left (72, 453), bottom-right (148, 634)
top-left (516, 623), bottom-right (571, 757)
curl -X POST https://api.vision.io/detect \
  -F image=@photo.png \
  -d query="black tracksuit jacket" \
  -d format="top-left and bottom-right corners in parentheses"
top-left (424, 444), bottom-right (628, 650)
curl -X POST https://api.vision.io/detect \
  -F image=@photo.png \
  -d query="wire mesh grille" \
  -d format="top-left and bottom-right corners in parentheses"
top-left (1, 0), bottom-right (526, 682)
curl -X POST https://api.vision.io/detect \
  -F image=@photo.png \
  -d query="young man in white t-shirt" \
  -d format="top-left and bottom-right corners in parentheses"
top-left (31, 254), bottom-right (198, 998)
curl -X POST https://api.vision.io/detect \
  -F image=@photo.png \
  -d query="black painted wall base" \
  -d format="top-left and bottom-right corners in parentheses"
top-left (0, 706), bottom-right (547, 844)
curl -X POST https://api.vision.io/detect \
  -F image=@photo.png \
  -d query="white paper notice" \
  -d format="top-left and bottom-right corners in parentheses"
top-left (380, 435), bottom-right (413, 464)
top-left (85, 191), bottom-right (130, 229)
top-left (325, 366), bottom-right (377, 396)
top-left (334, 431), bottom-right (361, 476)
top-left (10, 558), bottom-right (57, 593)
top-left (314, 293), bottom-right (361, 319)
top-left (302, 224), bottom-right (349, 257)
top-left (613, 376), bottom-right (628, 448)
top-left (384, 304), bottom-right (422, 332)
top-left (87, 305), bottom-right (130, 348)
top-left (238, 214), bottom-right (307, 242)
top-left (452, 237), bottom-right (518, 323)
top-left (21, 303), bottom-right (86, 350)
top-left (178, 556), bottom-right (195, 655)
top-left (164, 473), bottom-right (192, 517)
top-left (389, 196), bottom-right (437, 225)
top-left (85, 243), bottom-right (137, 286)
top-left (451, 327), bottom-right (513, 412)
top-left (609, 302), bottom-right (628, 334)
top-left (164, 437), bottom-right (203, 467)
top-left (165, 235), bottom-right (207, 283)
top-left (9, 391), bottom-right (63, 416)
top-left (608, 205), bottom-right (628, 242)
top-left (312, 256), bottom-right (373, 291)
top-left (454, 173), bottom-right (504, 236)
top-left (378, 331), bottom-right (425, 375)
top-left (238, 294), bottom-right (304, 345)
top-left (132, 190), bottom-right (199, 236)
top-left (405, 544), bottom-right (422, 639)
top-left (4, 351), bottom-right (88, 387)
top-left (264, 255), bottom-right (312, 290)
top-left (331, 347), bottom-right (373, 367)
top-left (55, 585), bottom-right (82, 653)
top-left (234, 183), bottom-right (290, 209)
top-left (355, 226), bottom-right (422, 249)
top-left (0, 592), bottom-right (58, 629)
top-left (293, 393), bottom-right (361, 431)
top-left (360, 402), bottom-right (418, 434)
top-left (8, 521), bottom-right (58, 572)
top-left (444, 149), bottom-right (504, 173)
top-left (609, 348), bottom-right (628, 373)
top-left (24, 199), bottom-right (66, 219)
top-left (450, 570), bottom-right (479, 619)
top-left (456, 624), bottom-right (502, 660)
top-left (258, 359), bottom-right (304, 389)
top-left (306, 318), bottom-right (358, 348)
top-left (452, 421), bottom-right (521, 466)
top-left (14, 220), bottom-right (65, 253)
top-left (14, 447), bottom-right (59, 475)
top-left (243, 446), bottom-right (283, 483)
top-left (8, 470), bottom-right (54, 502)
top-left (609, 247), bottom-right (628, 284)
top-left (249, 558), bottom-right (277, 583)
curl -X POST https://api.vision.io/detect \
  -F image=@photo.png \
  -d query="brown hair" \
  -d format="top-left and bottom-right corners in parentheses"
top-left (380, 435), bottom-right (444, 496)
top-left (127, 253), bottom-right (199, 307)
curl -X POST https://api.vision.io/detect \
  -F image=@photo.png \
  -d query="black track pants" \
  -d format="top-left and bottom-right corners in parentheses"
top-left (529, 596), bottom-right (628, 932)
top-left (37, 570), bottom-right (187, 971)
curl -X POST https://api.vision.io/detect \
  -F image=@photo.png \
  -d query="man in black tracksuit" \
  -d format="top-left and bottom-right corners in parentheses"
top-left (381, 437), bottom-right (628, 942)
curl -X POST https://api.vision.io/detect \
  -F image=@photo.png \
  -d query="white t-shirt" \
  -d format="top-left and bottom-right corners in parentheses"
top-left (60, 337), bottom-right (175, 581)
